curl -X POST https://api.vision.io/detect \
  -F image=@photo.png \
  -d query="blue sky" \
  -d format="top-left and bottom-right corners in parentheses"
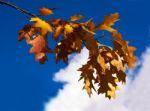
top-left (0, 0), bottom-right (150, 111)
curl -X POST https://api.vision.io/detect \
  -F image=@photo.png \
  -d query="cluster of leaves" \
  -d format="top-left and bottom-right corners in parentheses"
top-left (18, 8), bottom-right (137, 99)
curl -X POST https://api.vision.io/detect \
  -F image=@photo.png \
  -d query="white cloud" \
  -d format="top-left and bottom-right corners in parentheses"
top-left (44, 47), bottom-right (150, 111)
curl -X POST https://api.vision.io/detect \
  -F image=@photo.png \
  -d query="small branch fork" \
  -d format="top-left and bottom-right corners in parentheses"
top-left (0, 0), bottom-right (37, 17)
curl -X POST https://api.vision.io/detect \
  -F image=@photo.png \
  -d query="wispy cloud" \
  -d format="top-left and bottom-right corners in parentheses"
top-left (45, 47), bottom-right (150, 111)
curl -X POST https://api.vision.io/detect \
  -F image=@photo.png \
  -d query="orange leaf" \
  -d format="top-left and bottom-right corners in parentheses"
top-left (53, 25), bottom-right (64, 40)
top-left (70, 15), bottom-right (84, 21)
top-left (126, 46), bottom-right (137, 68)
top-left (39, 7), bottom-right (53, 16)
top-left (96, 13), bottom-right (119, 32)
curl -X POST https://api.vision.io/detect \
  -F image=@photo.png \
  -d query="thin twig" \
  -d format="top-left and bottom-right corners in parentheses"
top-left (0, 0), bottom-right (37, 17)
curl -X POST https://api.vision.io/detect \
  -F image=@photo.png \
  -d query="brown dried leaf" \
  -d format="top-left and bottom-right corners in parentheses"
top-left (18, 25), bottom-right (32, 41)
top-left (117, 70), bottom-right (126, 83)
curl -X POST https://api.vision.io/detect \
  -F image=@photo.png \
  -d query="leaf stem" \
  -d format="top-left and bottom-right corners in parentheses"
top-left (0, 0), bottom-right (37, 17)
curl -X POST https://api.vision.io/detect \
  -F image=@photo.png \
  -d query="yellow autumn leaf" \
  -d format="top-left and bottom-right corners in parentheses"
top-left (107, 83), bottom-right (116, 99)
top-left (64, 24), bottom-right (74, 34)
top-left (84, 79), bottom-right (92, 96)
top-left (97, 55), bottom-right (107, 73)
top-left (30, 17), bottom-right (53, 35)
top-left (100, 25), bottom-right (116, 32)
top-left (111, 54), bottom-right (125, 71)
top-left (53, 25), bottom-right (63, 40)
top-left (115, 77), bottom-right (119, 82)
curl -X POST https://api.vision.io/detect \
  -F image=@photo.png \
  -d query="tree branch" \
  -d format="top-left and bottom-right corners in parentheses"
top-left (0, 0), bottom-right (37, 17)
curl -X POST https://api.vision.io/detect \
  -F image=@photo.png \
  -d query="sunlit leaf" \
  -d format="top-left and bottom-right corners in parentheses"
top-left (95, 13), bottom-right (119, 32)
top-left (30, 17), bottom-right (53, 35)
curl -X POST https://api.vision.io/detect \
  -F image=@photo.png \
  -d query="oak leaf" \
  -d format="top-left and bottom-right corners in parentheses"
top-left (30, 17), bottom-right (53, 35)
top-left (96, 13), bottom-right (119, 32)
top-left (28, 35), bottom-right (51, 63)
top-left (18, 12), bottom-right (137, 99)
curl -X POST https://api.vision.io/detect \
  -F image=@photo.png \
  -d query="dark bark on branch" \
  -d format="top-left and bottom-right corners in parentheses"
top-left (0, 0), bottom-right (37, 17)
